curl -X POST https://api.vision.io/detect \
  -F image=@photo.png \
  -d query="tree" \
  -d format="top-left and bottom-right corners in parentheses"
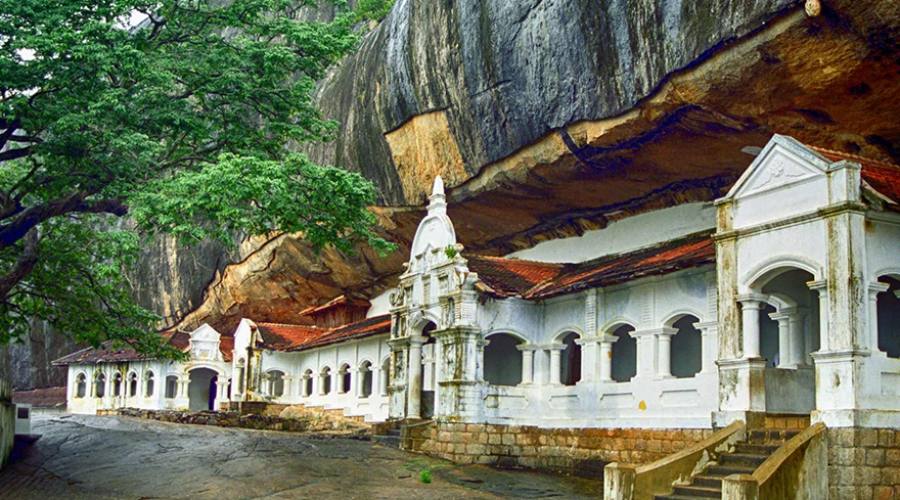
top-left (0, 0), bottom-right (394, 358)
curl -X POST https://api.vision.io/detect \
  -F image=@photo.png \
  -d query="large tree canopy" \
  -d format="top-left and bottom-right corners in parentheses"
top-left (0, 0), bottom-right (393, 358)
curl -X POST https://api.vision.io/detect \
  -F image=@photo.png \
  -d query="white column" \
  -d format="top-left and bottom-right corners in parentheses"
top-left (694, 321), bottom-right (717, 373)
top-left (788, 311), bottom-right (805, 366)
top-left (406, 336), bottom-right (426, 419)
top-left (738, 296), bottom-right (764, 359)
top-left (808, 281), bottom-right (829, 351)
top-left (656, 328), bottom-right (677, 378)
top-left (356, 369), bottom-right (366, 398)
top-left (517, 345), bottom-right (535, 384)
top-left (869, 282), bottom-right (889, 353)
top-left (769, 310), bottom-right (793, 368)
top-left (599, 335), bottom-right (617, 381)
top-left (548, 345), bottom-right (564, 385)
top-left (631, 330), bottom-right (656, 379)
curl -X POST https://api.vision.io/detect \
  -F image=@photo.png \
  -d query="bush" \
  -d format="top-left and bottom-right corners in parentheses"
top-left (419, 469), bottom-right (432, 484)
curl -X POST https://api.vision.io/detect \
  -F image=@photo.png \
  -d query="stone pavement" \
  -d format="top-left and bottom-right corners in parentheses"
top-left (0, 411), bottom-right (601, 499)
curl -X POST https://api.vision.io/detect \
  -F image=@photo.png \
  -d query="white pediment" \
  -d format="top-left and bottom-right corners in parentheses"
top-left (190, 323), bottom-right (221, 342)
top-left (721, 134), bottom-right (832, 201)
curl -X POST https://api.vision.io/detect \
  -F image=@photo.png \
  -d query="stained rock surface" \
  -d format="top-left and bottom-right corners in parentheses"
top-left (13, 0), bottom-right (900, 385)
top-left (170, 0), bottom-right (900, 333)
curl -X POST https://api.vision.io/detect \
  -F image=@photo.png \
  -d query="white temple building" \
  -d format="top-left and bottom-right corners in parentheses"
top-left (56, 133), bottom-right (900, 443)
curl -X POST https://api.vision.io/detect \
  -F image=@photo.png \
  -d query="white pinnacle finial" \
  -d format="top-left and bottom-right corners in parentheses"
top-left (427, 175), bottom-right (447, 214)
top-left (432, 176), bottom-right (444, 196)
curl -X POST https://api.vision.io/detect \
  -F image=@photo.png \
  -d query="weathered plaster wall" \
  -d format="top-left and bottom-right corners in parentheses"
top-left (510, 203), bottom-right (715, 263)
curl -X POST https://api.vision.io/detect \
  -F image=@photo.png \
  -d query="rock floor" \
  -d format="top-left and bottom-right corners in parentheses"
top-left (0, 411), bottom-right (601, 499)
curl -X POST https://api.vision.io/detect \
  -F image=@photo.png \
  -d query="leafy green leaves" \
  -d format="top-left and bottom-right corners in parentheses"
top-left (0, 0), bottom-right (396, 358)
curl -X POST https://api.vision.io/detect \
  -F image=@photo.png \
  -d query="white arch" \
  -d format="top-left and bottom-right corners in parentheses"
top-left (409, 310), bottom-right (440, 333)
top-left (599, 316), bottom-right (639, 334)
top-left (873, 267), bottom-right (900, 280)
top-left (484, 329), bottom-right (530, 343)
top-left (742, 256), bottom-right (823, 292)
top-left (551, 325), bottom-right (585, 342)
top-left (358, 358), bottom-right (374, 369)
top-left (661, 309), bottom-right (704, 328)
top-left (184, 363), bottom-right (227, 378)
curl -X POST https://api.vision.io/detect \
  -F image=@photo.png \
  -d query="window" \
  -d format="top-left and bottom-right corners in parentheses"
top-left (95, 373), bottom-right (106, 398)
top-left (267, 370), bottom-right (285, 398)
top-left (75, 373), bottom-right (87, 398)
top-left (145, 371), bottom-right (155, 397)
top-left (128, 372), bottom-right (138, 397)
top-left (611, 325), bottom-right (637, 382)
top-left (165, 376), bottom-right (178, 399)
top-left (339, 364), bottom-right (351, 394)
top-left (360, 361), bottom-right (373, 398)
top-left (560, 332), bottom-right (581, 386)
top-left (877, 276), bottom-right (900, 358)
top-left (113, 372), bottom-right (123, 397)
top-left (671, 315), bottom-right (702, 378)
top-left (483, 333), bottom-right (523, 386)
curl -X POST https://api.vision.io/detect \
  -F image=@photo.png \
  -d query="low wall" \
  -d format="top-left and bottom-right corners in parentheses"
top-left (403, 421), bottom-right (712, 476)
top-left (827, 427), bottom-right (900, 500)
top-left (108, 407), bottom-right (370, 437)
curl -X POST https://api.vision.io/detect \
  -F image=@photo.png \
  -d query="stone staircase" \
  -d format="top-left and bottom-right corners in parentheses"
top-left (372, 426), bottom-right (402, 448)
top-left (654, 428), bottom-right (801, 500)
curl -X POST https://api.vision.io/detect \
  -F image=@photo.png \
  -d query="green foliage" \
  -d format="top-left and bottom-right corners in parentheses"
top-left (0, 0), bottom-right (395, 357)
top-left (419, 469), bottom-right (432, 484)
top-left (444, 245), bottom-right (458, 260)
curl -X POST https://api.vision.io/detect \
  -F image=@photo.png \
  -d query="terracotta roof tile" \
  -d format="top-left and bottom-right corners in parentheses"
top-left (298, 295), bottom-right (371, 317)
top-left (255, 323), bottom-right (326, 351)
top-left (53, 330), bottom-right (236, 365)
top-left (529, 234), bottom-right (715, 299)
top-left (810, 146), bottom-right (900, 208)
top-left (290, 314), bottom-right (391, 352)
top-left (467, 256), bottom-right (564, 298)
top-left (468, 233), bottom-right (715, 300)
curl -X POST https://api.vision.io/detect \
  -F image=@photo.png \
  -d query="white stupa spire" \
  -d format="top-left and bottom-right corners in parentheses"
top-left (427, 175), bottom-right (446, 214)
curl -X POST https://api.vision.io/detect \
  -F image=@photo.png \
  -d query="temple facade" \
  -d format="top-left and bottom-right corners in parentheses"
top-left (55, 134), bottom-right (900, 492)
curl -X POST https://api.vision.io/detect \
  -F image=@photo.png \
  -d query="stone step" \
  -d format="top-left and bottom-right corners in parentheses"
top-left (655, 495), bottom-right (711, 500)
top-left (705, 463), bottom-right (757, 476)
top-left (672, 484), bottom-right (721, 498)
top-left (733, 442), bottom-right (779, 455)
top-left (748, 429), bottom-right (799, 443)
top-left (691, 475), bottom-right (724, 489)
top-left (719, 452), bottom-right (769, 467)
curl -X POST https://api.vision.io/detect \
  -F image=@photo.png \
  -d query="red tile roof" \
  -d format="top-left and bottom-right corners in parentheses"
top-left (468, 233), bottom-right (715, 300)
top-left (467, 256), bottom-right (564, 298)
top-left (298, 295), bottom-right (371, 317)
top-left (52, 330), bottom-right (236, 365)
top-left (810, 146), bottom-right (900, 208)
top-left (254, 322), bottom-right (325, 351)
top-left (289, 314), bottom-right (391, 352)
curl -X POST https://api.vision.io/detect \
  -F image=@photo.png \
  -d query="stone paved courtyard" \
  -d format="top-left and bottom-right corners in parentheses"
top-left (0, 411), bottom-right (601, 499)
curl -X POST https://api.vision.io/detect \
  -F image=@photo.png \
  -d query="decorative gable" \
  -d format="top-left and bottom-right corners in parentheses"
top-left (723, 134), bottom-right (830, 201)
top-left (189, 323), bottom-right (222, 361)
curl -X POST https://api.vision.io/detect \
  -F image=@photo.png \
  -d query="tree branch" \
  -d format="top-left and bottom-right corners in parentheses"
top-left (0, 195), bottom-right (128, 248)
top-left (0, 228), bottom-right (38, 300)
top-left (0, 146), bottom-right (33, 163)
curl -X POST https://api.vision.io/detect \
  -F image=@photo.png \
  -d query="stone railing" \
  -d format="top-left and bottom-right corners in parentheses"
top-left (604, 421), bottom-right (745, 500)
top-left (721, 422), bottom-right (826, 500)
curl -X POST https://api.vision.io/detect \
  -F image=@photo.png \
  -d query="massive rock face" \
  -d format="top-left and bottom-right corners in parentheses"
top-left (15, 0), bottom-right (900, 386)
top-left (172, 0), bottom-right (898, 332)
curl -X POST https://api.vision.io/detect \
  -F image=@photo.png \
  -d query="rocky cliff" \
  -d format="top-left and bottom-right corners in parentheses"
top-left (14, 0), bottom-right (900, 388)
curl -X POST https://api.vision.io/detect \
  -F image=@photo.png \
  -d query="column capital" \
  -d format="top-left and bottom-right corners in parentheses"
top-left (868, 281), bottom-right (890, 294)
top-left (693, 320), bottom-right (718, 332)
top-left (737, 293), bottom-right (768, 306)
top-left (631, 327), bottom-right (677, 338)
top-left (806, 279), bottom-right (827, 291)
top-left (515, 344), bottom-right (539, 352)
